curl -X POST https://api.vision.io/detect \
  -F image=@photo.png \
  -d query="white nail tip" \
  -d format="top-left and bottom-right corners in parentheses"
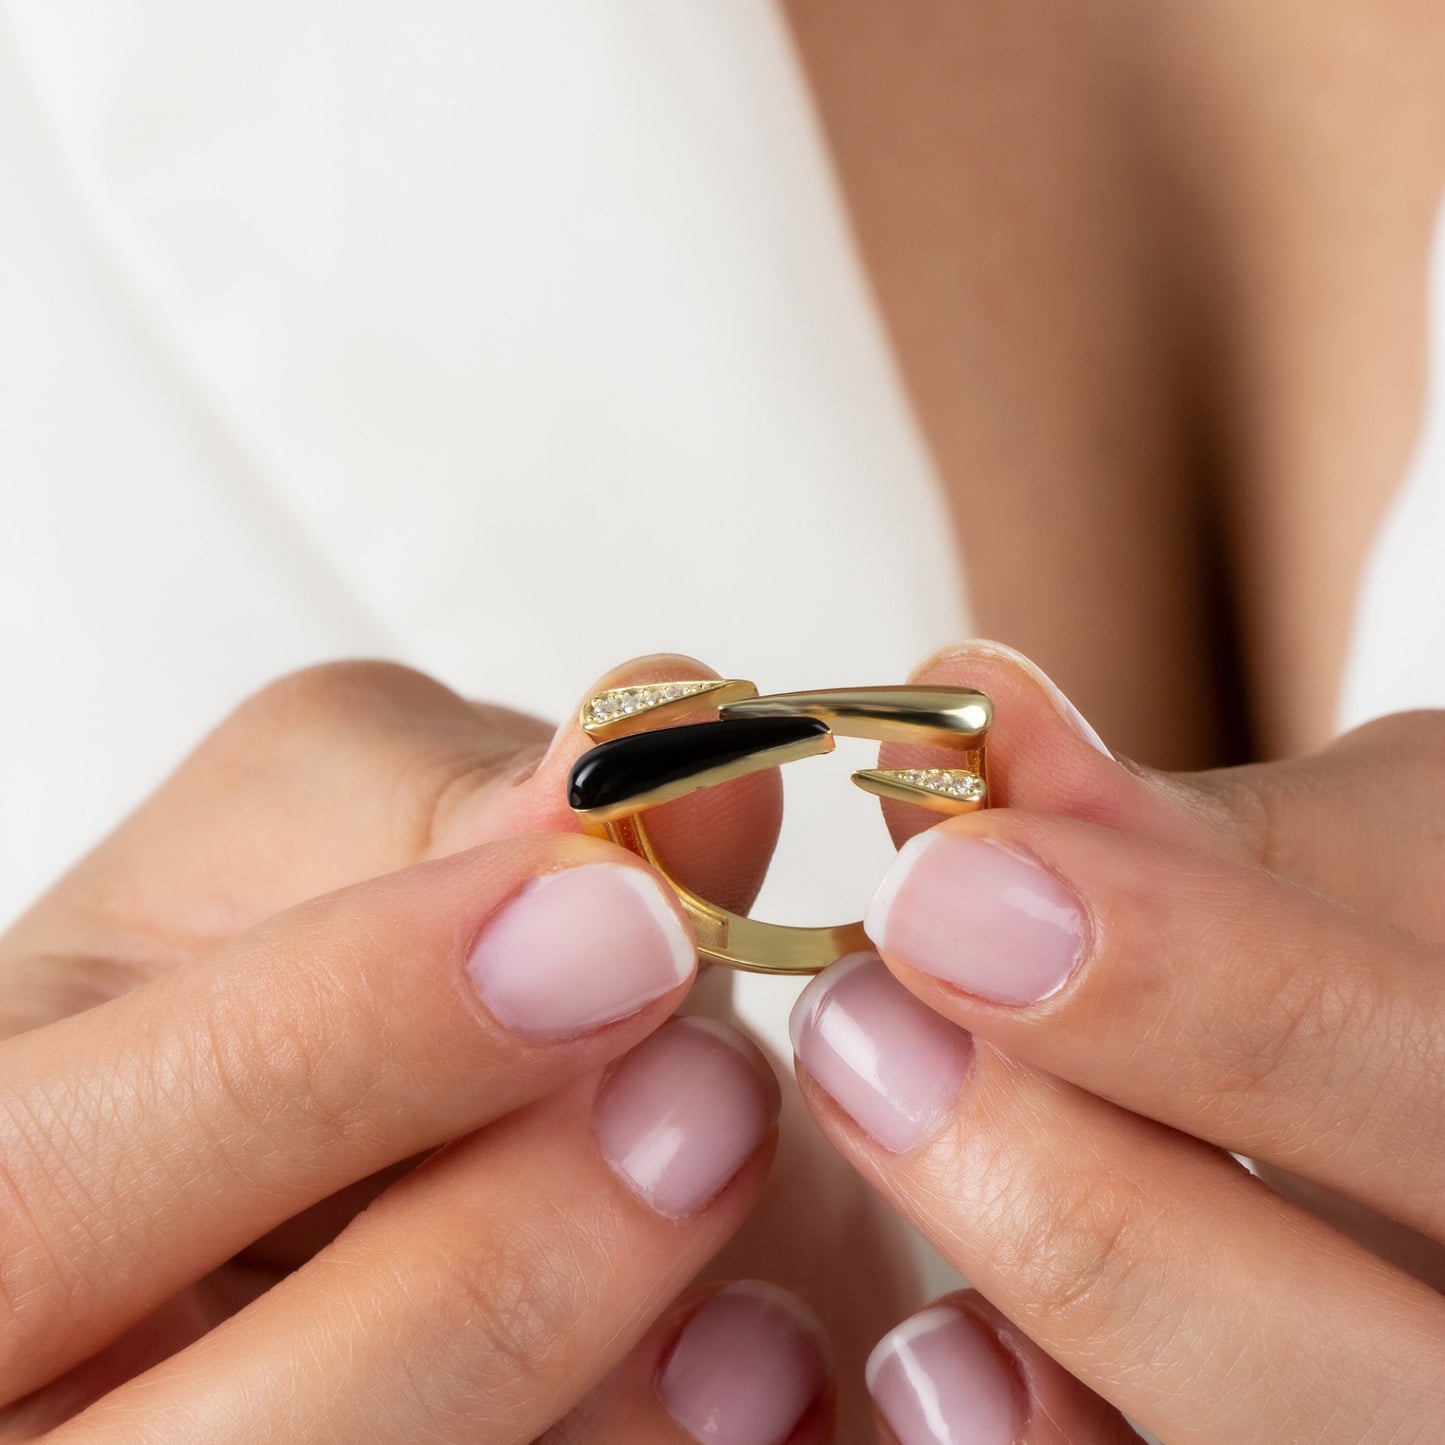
top-left (864, 831), bottom-right (934, 952)
top-left (865, 1305), bottom-right (967, 1395)
top-left (614, 865), bottom-right (696, 985)
top-left (967, 639), bottom-right (1113, 759)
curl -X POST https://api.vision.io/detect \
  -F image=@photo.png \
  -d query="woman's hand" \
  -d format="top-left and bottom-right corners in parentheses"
top-left (0, 657), bottom-right (840, 1443)
top-left (790, 642), bottom-right (1445, 1444)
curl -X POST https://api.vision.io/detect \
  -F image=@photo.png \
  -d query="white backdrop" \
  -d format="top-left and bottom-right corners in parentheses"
top-left (0, 0), bottom-right (1441, 1061)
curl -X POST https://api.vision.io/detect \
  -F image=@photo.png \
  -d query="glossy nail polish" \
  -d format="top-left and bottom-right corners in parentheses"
top-left (868, 1305), bottom-right (1024, 1445)
top-left (867, 833), bottom-right (1085, 1005)
top-left (595, 1017), bottom-right (778, 1217)
top-left (657, 1282), bottom-right (829, 1444)
top-left (468, 863), bottom-right (693, 1038)
top-left (789, 952), bottom-right (972, 1152)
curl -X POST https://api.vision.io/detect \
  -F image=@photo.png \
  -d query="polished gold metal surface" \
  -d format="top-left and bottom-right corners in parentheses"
top-left (720, 685), bottom-right (991, 747)
top-left (572, 677), bottom-right (993, 975)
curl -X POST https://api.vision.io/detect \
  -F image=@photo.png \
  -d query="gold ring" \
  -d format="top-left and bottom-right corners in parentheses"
top-left (567, 678), bottom-right (992, 975)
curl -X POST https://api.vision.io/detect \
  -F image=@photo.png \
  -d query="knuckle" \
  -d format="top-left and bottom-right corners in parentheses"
top-left (1333, 712), bottom-right (1445, 840)
top-left (1175, 929), bottom-right (1378, 1157)
top-left (203, 660), bottom-right (514, 861)
top-left (193, 943), bottom-right (391, 1186)
top-left (1210, 711), bottom-right (1445, 866)
top-left (1205, 763), bottom-right (1304, 878)
top-left (967, 1118), bottom-right (1155, 1336)
top-left (445, 1197), bottom-right (623, 1401)
top-left (1210, 948), bottom-right (1363, 1100)
top-left (1007, 1177), bottom-right (1140, 1327)
top-left (1339, 708), bottom-right (1445, 769)
top-left (1195, 928), bottom-right (1445, 1182)
top-left (0, 1095), bottom-right (104, 1390)
top-left (225, 660), bottom-right (442, 746)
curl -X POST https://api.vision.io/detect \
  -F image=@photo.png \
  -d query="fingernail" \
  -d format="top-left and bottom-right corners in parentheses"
top-left (596, 1017), bottom-right (778, 1217)
top-left (867, 1305), bottom-right (1025, 1445)
top-left (789, 952), bottom-right (972, 1153)
top-left (867, 833), bottom-right (1085, 1005)
top-left (468, 864), bottom-right (693, 1038)
top-left (657, 1282), bottom-right (830, 1444)
top-left (971, 639), bottom-right (1112, 758)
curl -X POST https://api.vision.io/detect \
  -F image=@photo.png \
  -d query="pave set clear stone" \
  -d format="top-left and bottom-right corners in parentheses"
top-left (582, 679), bottom-right (721, 727)
top-left (889, 768), bottom-right (986, 801)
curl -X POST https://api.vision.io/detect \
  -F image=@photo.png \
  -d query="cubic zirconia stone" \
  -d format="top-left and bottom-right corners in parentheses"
top-left (582, 679), bottom-right (725, 729)
top-left (880, 767), bottom-right (984, 799)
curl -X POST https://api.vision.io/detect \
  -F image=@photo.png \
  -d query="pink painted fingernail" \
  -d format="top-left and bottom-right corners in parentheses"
top-left (657, 1282), bottom-right (830, 1444)
top-left (596, 1017), bottom-right (779, 1218)
top-left (867, 1305), bottom-right (1025, 1445)
top-left (789, 953), bottom-right (972, 1153)
top-left (468, 864), bottom-right (694, 1039)
top-left (866, 833), bottom-right (1085, 1005)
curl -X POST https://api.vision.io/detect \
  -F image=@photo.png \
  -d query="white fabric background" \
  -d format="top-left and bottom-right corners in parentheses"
top-left (0, 1), bottom-right (973, 1060)
top-left (1339, 205), bottom-right (1445, 732)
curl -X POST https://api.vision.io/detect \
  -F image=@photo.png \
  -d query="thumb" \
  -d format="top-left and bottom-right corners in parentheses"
top-left (893, 639), bottom-right (1445, 937)
top-left (877, 638), bottom-right (1197, 852)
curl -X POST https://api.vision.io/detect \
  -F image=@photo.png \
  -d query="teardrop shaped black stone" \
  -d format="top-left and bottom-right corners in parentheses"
top-left (568, 716), bottom-right (830, 813)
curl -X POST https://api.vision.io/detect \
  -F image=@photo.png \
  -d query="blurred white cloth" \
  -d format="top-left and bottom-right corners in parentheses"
top-left (0, 1), bottom-right (966, 1061)
top-left (0, 1), bottom-right (1442, 1049)
top-left (1340, 202), bottom-right (1445, 731)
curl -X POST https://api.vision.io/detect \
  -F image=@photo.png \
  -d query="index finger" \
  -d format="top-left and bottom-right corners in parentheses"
top-left (0, 831), bottom-right (699, 1404)
top-left (0, 654), bottom-right (782, 1015)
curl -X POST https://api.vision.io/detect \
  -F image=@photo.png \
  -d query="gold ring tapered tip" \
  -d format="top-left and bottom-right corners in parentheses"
top-left (721, 686), bottom-right (991, 747)
top-left (851, 767), bottom-right (988, 814)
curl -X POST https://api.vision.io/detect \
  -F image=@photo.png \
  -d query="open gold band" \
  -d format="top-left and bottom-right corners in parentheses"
top-left (566, 678), bottom-right (993, 975)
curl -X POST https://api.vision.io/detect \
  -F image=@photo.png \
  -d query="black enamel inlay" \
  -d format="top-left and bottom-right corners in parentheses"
top-left (568, 716), bottom-right (830, 813)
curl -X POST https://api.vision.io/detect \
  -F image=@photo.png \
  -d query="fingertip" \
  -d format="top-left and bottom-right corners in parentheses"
top-left (444, 653), bottom-right (772, 867)
top-left (564, 656), bottom-right (785, 916)
top-left (475, 653), bottom-right (727, 797)
top-left (656, 1280), bottom-right (833, 1445)
top-left (909, 640), bottom-right (1107, 755)
top-left (595, 1017), bottom-right (780, 1220)
top-left (869, 1290), bottom-right (1138, 1445)
top-left (788, 952), bottom-right (973, 1156)
top-left (879, 639), bottom-right (1145, 845)
top-left (867, 1298), bottom-right (1027, 1445)
top-left (461, 842), bottom-right (697, 1043)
